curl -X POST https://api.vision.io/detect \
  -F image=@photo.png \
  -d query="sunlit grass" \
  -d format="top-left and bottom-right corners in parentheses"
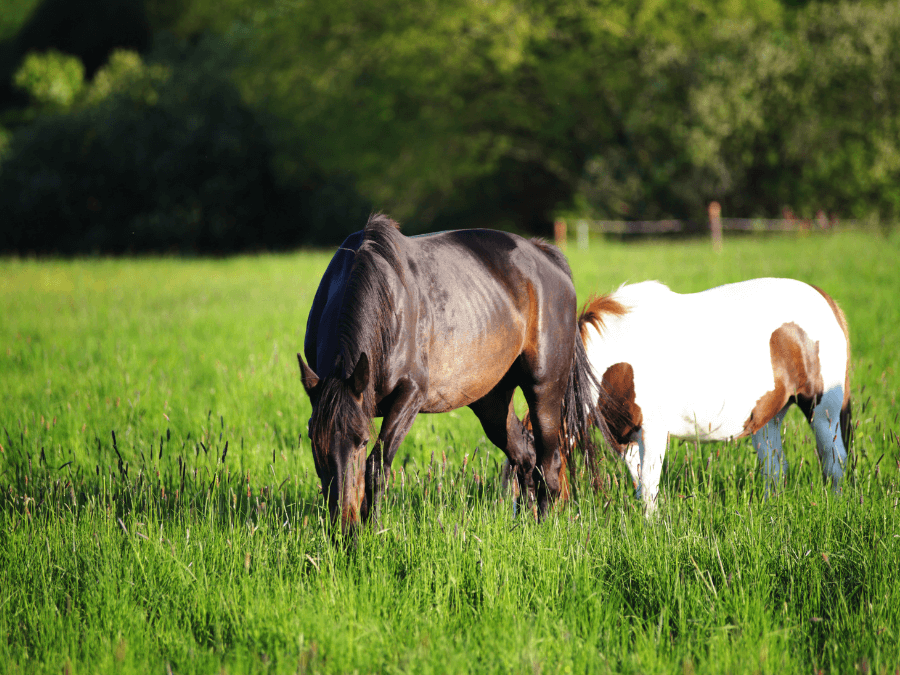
top-left (1, 230), bottom-right (899, 673)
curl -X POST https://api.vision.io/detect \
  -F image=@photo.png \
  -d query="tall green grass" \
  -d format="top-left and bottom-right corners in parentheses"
top-left (1, 230), bottom-right (899, 673)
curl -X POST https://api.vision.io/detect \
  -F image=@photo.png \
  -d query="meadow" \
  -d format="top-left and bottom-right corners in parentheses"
top-left (1, 229), bottom-right (899, 674)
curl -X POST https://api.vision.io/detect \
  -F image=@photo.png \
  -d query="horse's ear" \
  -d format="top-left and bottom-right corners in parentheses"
top-left (297, 353), bottom-right (319, 398)
top-left (348, 352), bottom-right (369, 399)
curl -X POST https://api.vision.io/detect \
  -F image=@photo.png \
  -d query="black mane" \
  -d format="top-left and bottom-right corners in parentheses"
top-left (336, 214), bottom-right (404, 406)
top-left (310, 215), bottom-right (405, 453)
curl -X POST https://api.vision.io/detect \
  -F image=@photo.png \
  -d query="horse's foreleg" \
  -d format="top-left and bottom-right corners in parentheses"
top-left (752, 406), bottom-right (789, 497)
top-left (811, 386), bottom-right (848, 490)
top-left (362, 382), bottom-right (424, 525)
top-left (637, 427), bottom-right (667, 517)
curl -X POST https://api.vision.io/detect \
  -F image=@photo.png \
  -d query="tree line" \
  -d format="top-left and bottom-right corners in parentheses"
top-left (1, 0), bottom-right (897, 253)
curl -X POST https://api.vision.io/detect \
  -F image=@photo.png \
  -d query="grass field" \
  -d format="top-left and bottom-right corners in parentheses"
top-left (1, 230), bottom-right (899, 674)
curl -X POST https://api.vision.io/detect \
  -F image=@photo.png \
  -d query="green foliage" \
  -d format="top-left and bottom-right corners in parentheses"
top-left (245, 0), bottom-right (547, 227)
top-left (0, 123), bottom-right (10, 158)
top-left (790, 2), bottom-right (900, 221)
top-left (0, 40), bottom-right (370, 253)
top-left (1, 232), bottom-right (899, 672)
top-left (4, 0), bottom-right (900, 249)
top-left (84, 49), bottom-right (170, 106)
top-left (672, 2), bottom-right (900, 222)
top-left (7, 0), bottom-right (151, 77)
top-left (144, 0), bottom-right (256, 36)
top-left (240, 0), bottom-right (899, 231)
top-left (13, 49), bottom-right (85, 107)
top-left (244, 0), bottom-right (789, 231)
top-left (0, 0), bottom-right (40, 42)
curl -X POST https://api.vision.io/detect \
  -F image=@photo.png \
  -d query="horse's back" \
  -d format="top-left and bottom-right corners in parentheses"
top-left (609, 278), bottom-right (847, 375)
top-left (404, 229), bottom-right (575, 313)
top-left (410, 229), bottom-right (570, 276)
top-left (683, 278), bottom-right (848, 385)
top-left (590, 278), bottom-right (849, 440)
top-left (680, 279), bottom-right (848, 429)
top-left (401, 229), bottom-right (577, 411)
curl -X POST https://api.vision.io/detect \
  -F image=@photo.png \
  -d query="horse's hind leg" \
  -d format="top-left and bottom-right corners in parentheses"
top-left (810, 386), bottom-right (848, 489)
top-left (752, 406), bottom-right (789, 497)
top-left (518, 383), bottom-right (567, 517)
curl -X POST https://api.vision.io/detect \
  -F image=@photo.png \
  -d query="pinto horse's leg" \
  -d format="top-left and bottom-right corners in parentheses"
top-left (752, 405), bottom-right (789, 497)
top-left (361, 381), bottom-right (425, 526)
top-left (810, 386), bottom-right (848, 490)
top-left (623, 442), bottom-right (643, 499)
top-left (636, 427), bottom-right (668, 517)
top-left (469, 387), bottom-right (536, 509)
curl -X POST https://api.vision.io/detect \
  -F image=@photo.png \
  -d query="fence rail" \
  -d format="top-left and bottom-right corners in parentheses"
top-left (556, 204), bottom-right (853, 250)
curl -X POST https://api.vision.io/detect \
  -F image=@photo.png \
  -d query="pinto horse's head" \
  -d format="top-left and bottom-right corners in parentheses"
top-left (297, 352), bottom-right (371, 535)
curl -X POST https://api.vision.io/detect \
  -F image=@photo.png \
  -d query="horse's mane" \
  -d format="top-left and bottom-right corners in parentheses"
top-left (337, 213), bottom-right (404, 410)
top-left (577, 292), bottom-right (629, 343)
top-left (310, 214), bottom-right (405, 453)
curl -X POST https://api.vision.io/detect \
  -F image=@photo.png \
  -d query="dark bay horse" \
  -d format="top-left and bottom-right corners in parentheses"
top-left (298, 214), bottom-right (600, 533)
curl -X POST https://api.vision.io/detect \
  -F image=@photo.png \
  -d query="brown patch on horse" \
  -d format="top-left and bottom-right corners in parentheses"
top-left (578, 293), bottom-right (629, 343)
top-left (597, 362), bottom-right (643, 453)
top-left (742, 322), bottom-right (825, 436)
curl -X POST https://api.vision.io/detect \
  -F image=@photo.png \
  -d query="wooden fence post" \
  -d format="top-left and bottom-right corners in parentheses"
top-left (554, 219), bottom-right (567, 251)
top-left (709, 202), bottom-right (722, 251)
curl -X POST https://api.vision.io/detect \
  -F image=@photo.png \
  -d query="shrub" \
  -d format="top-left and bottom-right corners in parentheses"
top-left (0, 40), bottom-right (370, 254)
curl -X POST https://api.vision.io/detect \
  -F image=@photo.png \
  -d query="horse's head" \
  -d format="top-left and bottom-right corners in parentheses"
top-left (298, 352), bottom-right (371, 535)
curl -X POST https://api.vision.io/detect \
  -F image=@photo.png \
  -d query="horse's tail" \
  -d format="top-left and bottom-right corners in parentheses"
top-left (562, 321), bottom-right (613, 489)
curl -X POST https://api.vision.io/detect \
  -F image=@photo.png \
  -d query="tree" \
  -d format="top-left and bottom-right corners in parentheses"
top-left (244, 0), bottom-right (785, 233)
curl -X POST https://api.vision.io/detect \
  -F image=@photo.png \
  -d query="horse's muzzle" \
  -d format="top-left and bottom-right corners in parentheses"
top-left (336, 445), bottom-right (367, 534)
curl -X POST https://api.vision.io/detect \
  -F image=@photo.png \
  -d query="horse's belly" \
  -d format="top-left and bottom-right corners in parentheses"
top-left (422, 345), bottom-right (519, 413)
top-left (666, 403), bottom-right (755, 441)
top-left (423, 383), bottom-right (494, 413)
top-left (641, 360), bottom-right (774, 442)
top-left (419, 300), bottom-right (526, 412)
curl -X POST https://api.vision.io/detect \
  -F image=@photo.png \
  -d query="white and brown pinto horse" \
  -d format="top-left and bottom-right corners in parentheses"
top-left (580, 278), bottom-right (851, 513)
